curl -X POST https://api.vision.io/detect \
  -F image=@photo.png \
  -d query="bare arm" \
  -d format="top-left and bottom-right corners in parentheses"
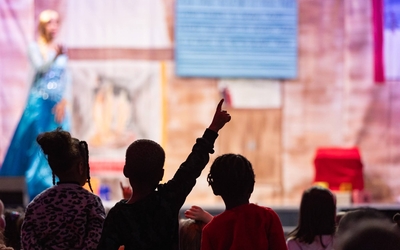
top-left (185, 205), bottom-right (213, 224)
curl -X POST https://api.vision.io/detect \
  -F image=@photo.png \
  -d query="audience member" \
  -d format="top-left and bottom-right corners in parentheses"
top-left (21, 129), bottom-right (106, 249)
top-left (119, 160), bottom-right (215, 250)
top-left (336, 207), bottom-right (388, 237)
top-left (3, 209), bottom-right (24, 250)
top-left (97, 99), bottom-right (231, 250)
top-left (179, 205), bottom-right (213, 250)
top-left (287, 186), bottom-right (336, 250)
top-left (179, 218), bottom-right (207, 250)
top-left (0, 231), bottom-right (13, 250)
top-left (335, 219), bottom-right (400, 250)
top-left (184, 205), bottom-right (213, 224)
top-left (201, 154), bottom-right (287, 250)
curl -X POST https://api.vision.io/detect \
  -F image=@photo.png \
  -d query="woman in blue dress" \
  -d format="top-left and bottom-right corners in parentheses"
top-left (0, 10), bottom-right (71, 201)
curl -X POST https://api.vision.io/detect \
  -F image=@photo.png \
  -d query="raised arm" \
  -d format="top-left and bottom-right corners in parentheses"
top-left (164, 99), bottom-right (231, 207)
top-left (185, 205), bottom-right (213, 224)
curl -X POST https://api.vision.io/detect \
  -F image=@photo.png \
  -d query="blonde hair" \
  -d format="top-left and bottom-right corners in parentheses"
top-left (38, 9), bottom-right (59, 43)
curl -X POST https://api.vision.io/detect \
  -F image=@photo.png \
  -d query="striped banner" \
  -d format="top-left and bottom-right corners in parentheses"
top-left (373, 0), bottom-right (400, 83)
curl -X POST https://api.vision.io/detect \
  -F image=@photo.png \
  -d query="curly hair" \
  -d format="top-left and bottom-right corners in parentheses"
top-left (207, 154), bottom-right (255, 198)
top-left (36, 128), bottom-right (93, 191)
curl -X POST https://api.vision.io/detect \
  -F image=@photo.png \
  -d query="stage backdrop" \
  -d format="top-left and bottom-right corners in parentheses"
top-left (1, 0), bottom-right (400, 207)
top-left (0, 0), bottom-right (34, 165)
top-left (0, 0), bottom-right (169, 176)
top-left (0, 0), bottom-right (285, 203)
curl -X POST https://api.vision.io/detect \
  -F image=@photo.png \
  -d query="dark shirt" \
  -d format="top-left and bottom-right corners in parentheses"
top-left (97, 129), bottom-right (218, 250)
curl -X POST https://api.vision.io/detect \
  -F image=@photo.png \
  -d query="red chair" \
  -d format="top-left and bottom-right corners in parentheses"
top-left (313, 147), bottom-right (364, 191)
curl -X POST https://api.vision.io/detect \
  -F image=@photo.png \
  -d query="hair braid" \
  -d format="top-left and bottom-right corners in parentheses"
top-left (79, 141), bottom-right (93, 192)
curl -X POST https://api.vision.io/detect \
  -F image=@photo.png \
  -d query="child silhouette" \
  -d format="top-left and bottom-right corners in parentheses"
top-left (97, 99), bottom-right (231, 250)
top-left (201, 154), bottom-right (287, 250)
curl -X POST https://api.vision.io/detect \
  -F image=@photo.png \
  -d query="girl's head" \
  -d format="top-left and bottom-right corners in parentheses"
top-left (207, 154), bottom-right (255, 199)
top-left (36, 128), bottom-right (92, 191)
top-left (289, 186), bottom-right (337, 244)
top-left (38, 9), bottom-right (60, 43)
top-left (179, 219), bottom-right (206, 250)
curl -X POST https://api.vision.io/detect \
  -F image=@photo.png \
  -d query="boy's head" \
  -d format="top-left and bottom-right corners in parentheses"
top-left (207, 154), bottom-right (255, 199)
top-left (124, 139), bottom-right (166, 188)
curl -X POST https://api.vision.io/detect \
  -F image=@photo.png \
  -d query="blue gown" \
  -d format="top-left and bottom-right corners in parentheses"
top-left (0, 43), bottom-right (70, 201)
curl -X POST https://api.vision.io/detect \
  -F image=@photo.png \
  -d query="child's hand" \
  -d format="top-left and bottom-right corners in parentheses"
top-left (184, 205), bottom-right (213, 223)
top-left (208, 99), bottom-right (231, 133)
top-left (120, 181), bottom-right (132, 200)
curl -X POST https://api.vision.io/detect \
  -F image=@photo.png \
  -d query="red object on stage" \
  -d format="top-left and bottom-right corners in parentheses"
top-left (313, 147), bottom-right (364, 191)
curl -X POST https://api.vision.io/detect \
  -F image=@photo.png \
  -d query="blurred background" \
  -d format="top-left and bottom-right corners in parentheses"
top-left (0, 0), bottom-right (399, 215)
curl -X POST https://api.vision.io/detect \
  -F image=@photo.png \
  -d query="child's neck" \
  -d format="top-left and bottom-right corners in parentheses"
top-left (223, 197), bottom-right (250, 210)
top-left (126, 186), bottom-right (155, 204)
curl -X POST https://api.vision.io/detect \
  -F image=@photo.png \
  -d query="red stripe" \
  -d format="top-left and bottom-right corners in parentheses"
top-left (67, 48), bottom-right (174, 61)
top-left (89, 161), bottom-right (124, 173)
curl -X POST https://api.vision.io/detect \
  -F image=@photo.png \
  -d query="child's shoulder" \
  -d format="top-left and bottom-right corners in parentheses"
top-left (249, 203), bottom-right (277, 211)
top-left (239, 204), bottom-right (280, 219)
top-left (36, 184), bottom-right (101, 203)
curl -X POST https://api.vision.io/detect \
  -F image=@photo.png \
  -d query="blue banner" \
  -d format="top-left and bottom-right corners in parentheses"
top-left (175, 0), bottom-right (298, 78)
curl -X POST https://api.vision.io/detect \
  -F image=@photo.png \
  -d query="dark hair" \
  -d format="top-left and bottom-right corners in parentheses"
top-left (207, 154), bottom-right (255, 198)
top-left (36, 128), bottom-right (93, 191)
top-left (336, 207), bottom-right (389, 236)
top-left (3, 209), bottom-right (24, 249)
top-left (179, 219), bottom-right (206, 250)
top-left (336, 219), bottom-right (400, 250)
top-left (288, 186), bottom-right (336, 245)
top-left (124, 139), bottom-right (165, 185)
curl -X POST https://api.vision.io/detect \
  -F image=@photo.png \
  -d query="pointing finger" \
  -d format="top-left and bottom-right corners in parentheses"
top-left (216, 99), bottom-right (224, 112)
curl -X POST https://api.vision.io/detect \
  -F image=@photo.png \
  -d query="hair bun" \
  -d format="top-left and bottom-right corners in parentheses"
top-left (37, 129), bottom-right (71, 156)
